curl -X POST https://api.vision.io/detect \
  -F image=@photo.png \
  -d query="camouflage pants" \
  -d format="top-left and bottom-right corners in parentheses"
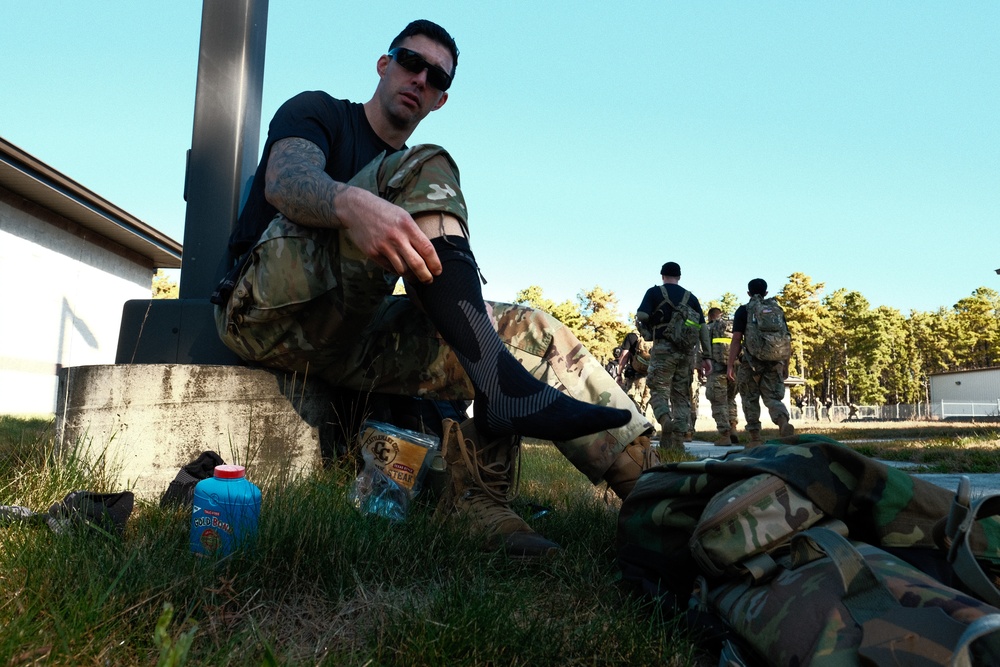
top-left (215, 215), bottom-right (651, 483)
top-left (646, 341), bottom-right (692, 436)
top-left (736, 357), bottom-right (789, 430)
top-left (623, 374), bottom-right (652, 420)
top-left (689, 373), bottom-right (702, 432)
top-left (706, 362), bottom-right (738, 431)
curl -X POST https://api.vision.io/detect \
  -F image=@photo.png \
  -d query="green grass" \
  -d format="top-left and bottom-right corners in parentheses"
top-left (0, 417), bottom-right (702, 666)
top-left (692, 420), bottom-right (1000, 473)
top-left (10, 415), bottom-right (997, 665)
top-left (792, 421), bottom-right (1000, 474)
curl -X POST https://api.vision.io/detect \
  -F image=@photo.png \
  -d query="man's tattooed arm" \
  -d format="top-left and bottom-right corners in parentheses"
top-left (260, 136), bottom-right (442, 282)
top-left (263, 137), bottom-right (348, 228)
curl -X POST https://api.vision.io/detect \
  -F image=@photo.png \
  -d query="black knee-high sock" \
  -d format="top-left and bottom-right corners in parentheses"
top-left (407, 236), bottom-right (631, 442)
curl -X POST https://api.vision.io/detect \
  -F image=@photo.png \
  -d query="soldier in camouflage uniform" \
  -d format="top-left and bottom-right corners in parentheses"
top-left (701, 307), bottom-right (739, 446)
top-left (617, 331), bottom-right (652, 418)
top-left (211, 21), bottom-right (655, 558)
top-left (727, 279), bottom-right (794, 446)
top-left (636, 262), bottom-right (711, 451)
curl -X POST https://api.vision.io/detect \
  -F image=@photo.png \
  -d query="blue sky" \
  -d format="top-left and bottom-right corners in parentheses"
top-left (3, 2), bottom-right (997, 315)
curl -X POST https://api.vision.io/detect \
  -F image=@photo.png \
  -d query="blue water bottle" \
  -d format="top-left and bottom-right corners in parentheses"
top-left (190, 464), bottom-right (261, 556)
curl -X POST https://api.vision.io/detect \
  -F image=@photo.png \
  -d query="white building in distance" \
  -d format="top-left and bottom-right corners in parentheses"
top-left (928, 367), bottom-right (1000, 420)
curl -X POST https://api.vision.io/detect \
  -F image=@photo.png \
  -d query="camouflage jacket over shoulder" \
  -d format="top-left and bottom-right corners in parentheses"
top-left (350, 144), bottom-right (469, 233)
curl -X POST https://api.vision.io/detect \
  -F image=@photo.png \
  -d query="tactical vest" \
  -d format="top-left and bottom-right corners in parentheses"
top-left (708, 318), bottom-right (733, 364)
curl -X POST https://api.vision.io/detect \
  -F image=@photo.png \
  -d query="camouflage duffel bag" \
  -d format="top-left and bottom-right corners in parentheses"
top-left (702, 526), bottom-right (1000, 666)
top-left (617, 435), bottom-right (1000, 666)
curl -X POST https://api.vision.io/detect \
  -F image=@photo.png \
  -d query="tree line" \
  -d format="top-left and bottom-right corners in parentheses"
top-left (514, 273), bottom-right (1000, 406)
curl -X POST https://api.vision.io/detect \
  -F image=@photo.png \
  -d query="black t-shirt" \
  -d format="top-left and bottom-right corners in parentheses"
top-left (637, 283), bottom-right (705, 338)
top-left (622, 332), bottom-right (640, 355)
top-left (227, 91), bottom-right (399, 260)
top-left (733, 304), bottom-right (748, 334)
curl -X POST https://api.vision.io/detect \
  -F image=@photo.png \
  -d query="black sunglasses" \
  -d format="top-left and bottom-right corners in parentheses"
top-left (387, 47), bottom-right (453, 92)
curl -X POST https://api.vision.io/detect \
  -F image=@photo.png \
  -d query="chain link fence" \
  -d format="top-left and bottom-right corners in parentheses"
top-left (790, 401), bottom-right (1000, 422)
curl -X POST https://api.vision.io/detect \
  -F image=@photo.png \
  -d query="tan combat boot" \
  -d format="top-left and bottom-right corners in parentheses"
top-left (715, 429), bottom-right (732, 447)
top-left (657, 414), bottom-right (671, 439)
top-left (776, 415), bottom-right (795, 437)
top-left (435, 419), bottom-right (560, 558)
top-left (729, 421), bottom-right (740, 444)
top-left (604, 433), bottom-right (659, 500)
top-left (670, 431), bottom-right (687, 451)
top-left (745, 428), bottom-right (764, 448)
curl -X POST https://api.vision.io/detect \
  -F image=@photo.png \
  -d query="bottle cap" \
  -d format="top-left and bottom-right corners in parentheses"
top-left (214, 464), bottom-right (246, 479)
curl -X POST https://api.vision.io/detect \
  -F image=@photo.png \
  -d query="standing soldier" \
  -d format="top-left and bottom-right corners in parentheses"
top-left (702, 307), bottom-right (740, 446)
top-left (727, 278), bottom-right (795, 447)
top-left (617, 332), bottom-right (653, 418)
top-left (636, 262), bottom-right (711, 451)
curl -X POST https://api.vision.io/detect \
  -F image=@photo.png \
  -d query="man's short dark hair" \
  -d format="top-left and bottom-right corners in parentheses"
top-left (390, 20), bottom-right (459, 76)
top-left (748, 278), bottom-right (768, 296)
top-left (708, 307), bottom-right (722, 317)
top-left (661, 261), bottom-right (681, 277)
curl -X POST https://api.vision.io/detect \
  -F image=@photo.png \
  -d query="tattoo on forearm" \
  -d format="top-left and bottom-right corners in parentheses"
top-left (265, 137), bottom-right (346, 227)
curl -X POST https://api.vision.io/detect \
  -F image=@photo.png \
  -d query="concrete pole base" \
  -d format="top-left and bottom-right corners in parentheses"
top-left (56, 364), bottom-right (349, 501)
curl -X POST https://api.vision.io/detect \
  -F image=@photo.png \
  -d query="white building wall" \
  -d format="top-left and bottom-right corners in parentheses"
top-left (928, 368), bottom-right (1000, 418)
top-left (0, 201), bottom-right (152, 416)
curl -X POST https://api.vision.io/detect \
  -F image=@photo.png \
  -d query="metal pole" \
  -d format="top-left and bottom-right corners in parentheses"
top-left (179, 0), bottom-right (269, 299)
top-left (115, 0), bottom-right (268, 363)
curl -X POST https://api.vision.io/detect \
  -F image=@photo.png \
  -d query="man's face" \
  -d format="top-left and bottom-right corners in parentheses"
top-left (375, 34), bottom-right (452, 130)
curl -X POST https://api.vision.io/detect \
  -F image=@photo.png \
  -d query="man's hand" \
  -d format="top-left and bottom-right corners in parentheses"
top-left (264, 137), bottom-right (442, 283)
top-left (726, 363), bottom-right (736, 383)
top-left (342, 189), bottom-right (442, 283)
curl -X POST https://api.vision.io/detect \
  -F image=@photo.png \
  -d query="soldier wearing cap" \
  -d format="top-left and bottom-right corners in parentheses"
top-left (635, 262), bottom-right (711, 451)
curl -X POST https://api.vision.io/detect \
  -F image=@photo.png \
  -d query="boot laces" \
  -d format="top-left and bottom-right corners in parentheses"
top-left (443, 422), bottom-right (522, 505)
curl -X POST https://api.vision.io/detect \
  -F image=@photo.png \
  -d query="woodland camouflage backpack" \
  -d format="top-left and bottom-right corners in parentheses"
top-left (616, 436), bottom-right (1000, 667)
top-left (708, 318), bottom-right (733, 365)
top-left (657, 287), bottom-right (702, 351)
top-left (743, 294), bottom-right (791, 362)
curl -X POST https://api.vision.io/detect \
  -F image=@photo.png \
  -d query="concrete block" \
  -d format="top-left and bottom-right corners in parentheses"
top-left (55, 364), bottom-right (344, 501)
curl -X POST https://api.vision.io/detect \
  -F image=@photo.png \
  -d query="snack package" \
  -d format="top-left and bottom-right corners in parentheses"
top-left (349, 421), bottom-right (441, 521)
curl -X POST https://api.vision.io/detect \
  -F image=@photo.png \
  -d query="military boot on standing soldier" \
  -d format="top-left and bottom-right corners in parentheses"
top-left (635, 262), bottom-right (711, 452)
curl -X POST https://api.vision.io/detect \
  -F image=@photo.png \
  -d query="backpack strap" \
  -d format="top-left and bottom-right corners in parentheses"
top-left (658, 286), bottom-right (690, 311)
top-left (945, 485), bottom-right (1000, 608)
top-left (951, 614), bottom-right (1000, 667)
top-left (653, 285), bottom-right (675, 336)
top-left (657, 284), bottom-right (673, 309)
top-left (656, 287), bottom-right (691, 319)
top-left (653, 287), bottom-right (694, 339)
top-left (790, 527), bottom-right (898, 624)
